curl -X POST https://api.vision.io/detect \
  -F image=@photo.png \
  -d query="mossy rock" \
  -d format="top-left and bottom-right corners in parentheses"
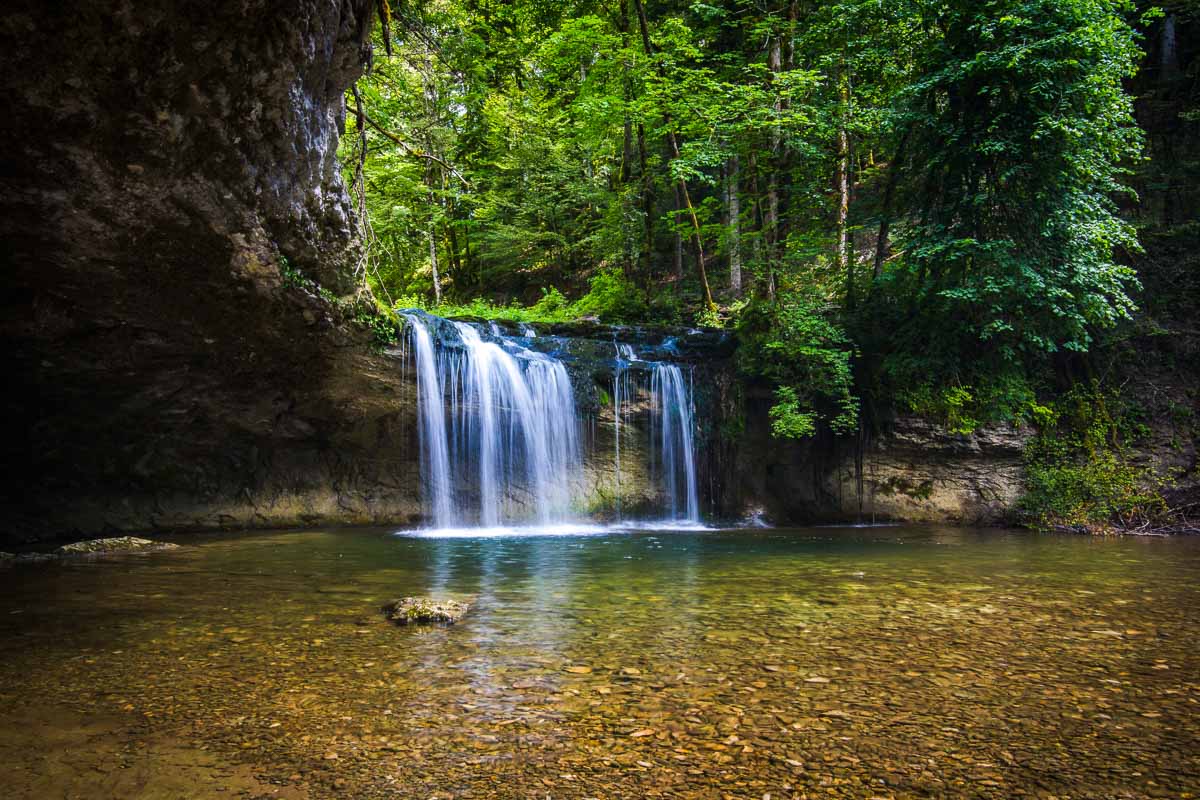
top-left (55, 536), bottom-right (180, 556)
top-left (381, 596), bottom-right (471, 626)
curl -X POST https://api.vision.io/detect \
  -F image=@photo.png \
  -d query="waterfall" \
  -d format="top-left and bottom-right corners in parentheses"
top-left (447, 323), bottom-right (579, 526)
top-left (403, 314), bottom-right (580, 528)
top-left (651, 363), bottom-right (700, 523)
top-left (403, 314), bottom-right (454, 529)
top-left (611, 342), bottom-right (637, 520)
top-left (402, 312), bottom-right (703, 530)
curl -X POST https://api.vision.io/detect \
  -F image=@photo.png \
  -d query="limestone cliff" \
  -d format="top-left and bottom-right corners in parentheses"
top-left (735, 398), bottom-right (1032, 526)
top-left (0, 1), bottom-right (431, 542)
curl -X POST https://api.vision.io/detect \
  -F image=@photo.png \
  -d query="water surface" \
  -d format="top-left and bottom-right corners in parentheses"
top-left (1, 526), bottom-right (1197, 798)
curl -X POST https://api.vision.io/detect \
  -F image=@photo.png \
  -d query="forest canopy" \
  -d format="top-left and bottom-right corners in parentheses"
top-left (341, 0), bottom-right (1194, 446)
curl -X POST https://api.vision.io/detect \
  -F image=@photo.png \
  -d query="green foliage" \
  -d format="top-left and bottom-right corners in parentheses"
top-left (354, 302), bottom-right (401, 350)
top-left (1019, 385), bottom-right (1164, 529)
top-left (894, 0), bottom-right (1143, 361)
top-left (894, 370), bottom-right (1045, 433)
top-left (570, 269), bottom-right (648, 323)
top-left (423, 296), bottom-right (567, 325)
top-left (768, 387), bottom-right (817, 439)
top-left (339, 0), bottom-right (1193, 523)
top-left (738, 291), bottom-right (859, 439)
top-left (415, 276), bottom-right (645, 326)
top-left (279, 256), bottom-right (306, 289)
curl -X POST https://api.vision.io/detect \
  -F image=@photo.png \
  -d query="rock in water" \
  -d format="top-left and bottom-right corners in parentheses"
top-left (381, 597), bottom-right (470, 626)
top-left (55, 537), bottom-right (180, 556)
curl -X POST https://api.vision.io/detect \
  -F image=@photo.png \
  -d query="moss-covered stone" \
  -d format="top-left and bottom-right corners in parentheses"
top-left (381, 597), bottom-right (471, 626)
top-left (56, 537), bottom-right (180, 556)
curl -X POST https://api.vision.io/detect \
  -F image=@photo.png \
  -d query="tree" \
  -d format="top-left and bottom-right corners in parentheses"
top-left (890, 0), bottom-right (1143, 364)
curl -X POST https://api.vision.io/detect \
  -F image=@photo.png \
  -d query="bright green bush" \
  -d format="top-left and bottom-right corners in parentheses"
top-left (570, 268), bottom-right (647, 323)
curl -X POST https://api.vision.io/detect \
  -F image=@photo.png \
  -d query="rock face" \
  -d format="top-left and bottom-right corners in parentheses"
top-left (737, 404), bottom-right (1032, 526)
top-left (0, 1), bottom-right (431, 544)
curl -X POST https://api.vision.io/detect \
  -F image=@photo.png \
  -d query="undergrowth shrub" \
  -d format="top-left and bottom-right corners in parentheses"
top-left (1019, 384), bottom-right (1164, 530)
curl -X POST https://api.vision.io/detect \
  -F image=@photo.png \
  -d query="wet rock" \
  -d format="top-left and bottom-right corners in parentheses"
top-left (0, 550), bottom-right (67, 565)
top-left (381, 597), bottom-right (470, 626)
top-left (745, 413), bottom-right (1033, 525)
top-left (56, 537), bottom-right (180, 556)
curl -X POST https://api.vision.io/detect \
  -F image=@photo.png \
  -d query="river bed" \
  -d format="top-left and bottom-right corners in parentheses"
top-left (1, 526), bottom-right (1197, 798)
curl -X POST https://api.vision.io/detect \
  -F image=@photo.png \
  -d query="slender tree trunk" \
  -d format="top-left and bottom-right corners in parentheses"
top-left (445, 219), bottom-right (462, 283)
top-left (837, 66), bottom-right (852, 310)
top-left (765, 31), bottom-right (783, 301)
top-left (617, 0), bottom-right (636, 280)
top-left (1162, 14), bottom-right (1178, 78)
top-left (428, 214), bottom-right (442, 303)
top-left (837, 129), bottom-right (851, 308)
top-left (727, 154), bottom-right (741, 297)
top-left (637, 121), bottom-right (654, 281)
top-left (632, 0), bottom-right (715, 309)
top-left (672, 183), bottom-right (685, 279)
top-left (748, 150), bottom-right (764, 298)
top-left (438, 171), bottom-right (462, 284)
top-left (420, 53), bottom-right (445, 303)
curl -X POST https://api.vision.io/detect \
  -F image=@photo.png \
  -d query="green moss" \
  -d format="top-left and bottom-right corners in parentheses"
top-left (877, 477), bottom-right (935, 501)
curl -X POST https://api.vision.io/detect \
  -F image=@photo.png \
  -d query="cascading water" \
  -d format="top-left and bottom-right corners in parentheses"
top-left (403, 312), bottom-right (704, 531)
top-left (403, 314), bottom-right (454, 529)
top-left (403, 314), bottom-right (580, 528)
top-left (446, 323), bottom-right (579, 526)
top-left (650, 363), bottom-right (700, 523)
top-left (611, 342), bottom-right (637, 520)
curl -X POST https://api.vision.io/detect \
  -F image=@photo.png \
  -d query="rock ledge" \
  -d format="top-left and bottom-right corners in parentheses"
top-left (55, 537), bottom-right (180, 556)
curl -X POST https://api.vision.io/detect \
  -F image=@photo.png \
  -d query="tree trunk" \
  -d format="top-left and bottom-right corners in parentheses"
top-left (765, 30), bottom-right (783, 300)
top-left (617, 0), bottom-right (636, 278)
top-left (439, 171), bottom-right (463, 284)
top-left (637, 121), bottom-right (654, 281)
top-left (673, 183), bottom-right (685, 279)
top-left (1162, 14), bottom-right (1178, 78)
top-left (727, 154), bottom-right (741, 297)
top-left (427, 218), bottom-right (442, 304)
top-left (747, 150), bottom-right (765, 298)
top-left (837, 70), bottom-right (852, 310)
